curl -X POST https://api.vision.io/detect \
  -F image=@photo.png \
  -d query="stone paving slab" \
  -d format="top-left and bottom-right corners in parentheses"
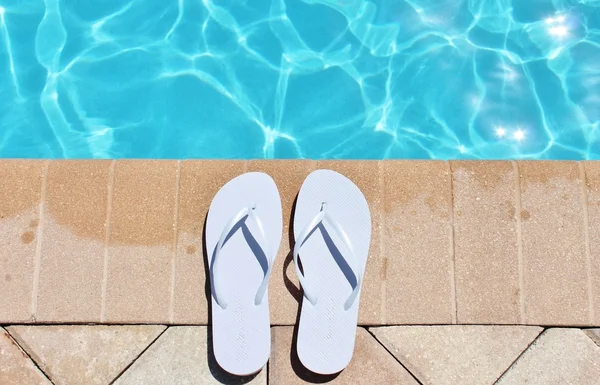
top-left (584, 161), bottom-right (600, 325)
top-left (0, 160), bottom-right (46, 323)
top-left (382, 161), bottom-right (455, 324)
top-left (519, 161), bottom-right (589, 325)
top-left (370, 325), bottom-right (542, 385)
top-left (1, 325), bottom-right (599, 384)
top-left (36, 160), bottom-right (111, 322)
top-left (269, 326), bottom-right (419, 384)
top-left (7, 325), bottom-right (165, 385)
top-left (112, 326), bottom-right (266, 384)
top-left (104, 160), bottom-right (178, 323)
top-left (451, 161), bottom-right (521, 324)
top-left (0, 160), bottom-right (598, 326)
top-left (497, 328), bottom-right (600, 384)
top-left (0, 327), bottom-right (50, 385)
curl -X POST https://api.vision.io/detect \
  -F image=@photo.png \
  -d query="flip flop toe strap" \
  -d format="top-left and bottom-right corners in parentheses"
top-left (293, 203), bottom-right (363, 311)
top-left (212, 204), bottom-right (272, 310)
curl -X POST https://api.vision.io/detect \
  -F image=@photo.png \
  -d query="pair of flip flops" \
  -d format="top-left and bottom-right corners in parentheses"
top-left (207, 170), bottom-right (371, 376)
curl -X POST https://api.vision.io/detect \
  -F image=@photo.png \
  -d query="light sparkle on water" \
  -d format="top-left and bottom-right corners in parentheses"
top-left (495, 127), bottom-right (507, 138)
top-left (549, 25), bottom-right (569, 37)
top-left (513, 129), bottom-right (526, 142)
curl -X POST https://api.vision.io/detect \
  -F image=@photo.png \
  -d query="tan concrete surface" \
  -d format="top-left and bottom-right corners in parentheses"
top-left (7, 325), bottom-right (164, 385)
top-left (36, 160), bottom-right (111, 322)
top-left (519, 161), bottom-right (589, 325)
top-left (497, 328), bottom-right (600, 384)
top-left (0, 160), bottom-right (597, 326)
top-left (104, 160), bottom-right (178, 323)
top-left (584, 161), bottom-right (600, 325)
top-left (112, 326), bottom-right (266, 384)
top-left (383, 161), bottom-right (455, 324)
top-left (0, 328), bottom-right (50, 385)
top-left (0, 160), bottom-right (46, 323)
top-left (371, 325), bottom-right (542, 385)
top-left (451, 161), bottom-right (521, 324)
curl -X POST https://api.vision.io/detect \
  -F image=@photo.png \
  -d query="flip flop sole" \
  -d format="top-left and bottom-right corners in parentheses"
top-left (206, 172), bottom-right (282, 376)
top-left (293, 169), bottom-right (371, 374)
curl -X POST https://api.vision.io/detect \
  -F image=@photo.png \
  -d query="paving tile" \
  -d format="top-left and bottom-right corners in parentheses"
top-left (371, 325), bottom-right (542, 385)
top-left (451, 161), bottom-right (520, 324)
top-left (0, 327), bottom-right (51, 385)
top-left (105, 160), bottom-right (178, 323)
top-left (7, 325), bottom-right (164, 385)
top-left (585, 329), bottom-right (600, 347)
top-left (36, 161), bottom-right (111, 322)
top-left (270, 326), bottom-right (418, 384)
top-left (584, 162), bottom-right (600, 325)
top-left (382, 161), bottom-right (454, 324)
top-left (113, 326), bottom-right (266, 384)
top-left (497, 328), bottom-right (600, 384)
top-left (318, 161), bottom-right (383, 325)
top-left (248, 160), bottom-right (315, 325)
top-left (519, 161), bottom-right (589, 325)
top-left (174, 161), bottom-right (245, 324)
top-left (0, 160), bottom-right (45, 323)
top-left (174, 160), bottom-right (245, 324)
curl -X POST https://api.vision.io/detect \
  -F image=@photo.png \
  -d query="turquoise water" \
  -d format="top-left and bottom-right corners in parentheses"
top-left (0, 0), bottom-right (599, 159)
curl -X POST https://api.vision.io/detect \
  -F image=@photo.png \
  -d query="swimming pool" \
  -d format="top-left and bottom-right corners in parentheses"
top-left (0, 0), bottom-right (598, 159)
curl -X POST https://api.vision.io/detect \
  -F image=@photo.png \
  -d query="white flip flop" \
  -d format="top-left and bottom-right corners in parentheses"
top-left (206, 172), bottom-right (282, 376)
top-left (293, 169), bottom-right (371, 374)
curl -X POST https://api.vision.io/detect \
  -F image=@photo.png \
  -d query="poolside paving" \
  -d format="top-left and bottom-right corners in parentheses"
top-left (0, 328), bottom-right (51, 385)
top-left (269, 326), bottom-right (419, 384)
top-left (7, 325), bottom-right (165, 385)
top-left (370, 325), bottom-right (542, 385)
top-left (1, 160), bottom-right (600, 383)
top-left (496, 328), bottom-right (600, 384)
top-left (451, 161), bottom-right (521, 324)
top-left (112, 326), bottom-right (267, 385)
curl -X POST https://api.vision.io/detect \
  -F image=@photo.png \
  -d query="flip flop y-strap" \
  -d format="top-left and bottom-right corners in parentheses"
top-left (293, 202), bottom-right (363, 310)
top-left (211, 204), bottom-right (272, 310)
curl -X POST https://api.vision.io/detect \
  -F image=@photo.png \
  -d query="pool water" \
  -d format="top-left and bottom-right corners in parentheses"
top-left (0, 0), bottom-right (599, 159)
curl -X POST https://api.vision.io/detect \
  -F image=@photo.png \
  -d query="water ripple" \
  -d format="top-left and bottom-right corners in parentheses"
top-left (0, 0), bottom-right (598, 159)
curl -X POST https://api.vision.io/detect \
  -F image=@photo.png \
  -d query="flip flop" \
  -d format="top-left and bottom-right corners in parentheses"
top-left (206, 172), bottom-right (282, 376)
top-left (293, 169), bottom-right (371, 374)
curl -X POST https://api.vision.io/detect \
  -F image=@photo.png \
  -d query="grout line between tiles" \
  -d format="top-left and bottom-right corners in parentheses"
top-left (109, 326), bottom-right (169, 385)
top-left (584, 329), bottom-right (600, 348)
top-left (366, 327), bottom-right (424, 385)
top-left (379, 161), bottom-right (387, 325)
top-left (579, 162), bottom-right (594, 324)
top-left (448, 162), bottom-right (458, 324)
top-left (30, 160), bottom-right (48, 320)
top-left (169, 161), bottom-right (182, 324)
top-left (100, 160), bottom-right (116, 322)
top-left (4, 327), bottom-right (57, 385)
top-left (493, 327), bottom-right (544, 384)
top-left (0, 322), bottom-right (595, 327)
top-left (513, 161), bottom-right (526, 324)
